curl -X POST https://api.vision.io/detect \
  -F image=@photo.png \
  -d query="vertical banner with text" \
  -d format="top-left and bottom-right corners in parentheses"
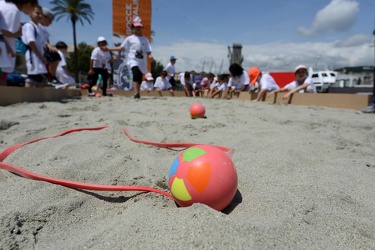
top-left (112, 0), bottom-right (152, 90)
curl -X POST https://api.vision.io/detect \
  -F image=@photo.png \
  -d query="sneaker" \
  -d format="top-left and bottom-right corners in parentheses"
top-left (360, 106), bottom-right (375, 114)
top-left (51, 76), bottom-right (62, 85)
top-left (88, 92), bottom-right (96, 97)
top-left (134, 93), bottom-right (140, 99)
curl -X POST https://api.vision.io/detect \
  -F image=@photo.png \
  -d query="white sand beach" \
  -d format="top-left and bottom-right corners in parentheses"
top-left (1, 95), bottom-right (375, 249)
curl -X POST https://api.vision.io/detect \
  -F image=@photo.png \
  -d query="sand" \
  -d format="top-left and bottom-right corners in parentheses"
top-left (1, 95), bottom-right (375, 249)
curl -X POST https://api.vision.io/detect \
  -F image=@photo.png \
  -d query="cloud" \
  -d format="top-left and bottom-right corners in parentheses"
top-left (152, 36), bottom-right (373, 73)
top-left (334, 34), bottom-right (371, 47)
top-left (298, 0), bottom-right (359, 37)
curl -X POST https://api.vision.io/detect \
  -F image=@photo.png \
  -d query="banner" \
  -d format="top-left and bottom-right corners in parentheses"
top-left (112, 0), bottom-right (152, 90)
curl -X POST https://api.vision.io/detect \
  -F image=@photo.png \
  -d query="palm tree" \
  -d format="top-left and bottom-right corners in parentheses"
top-left (50, 0), bottom-right (94, 83)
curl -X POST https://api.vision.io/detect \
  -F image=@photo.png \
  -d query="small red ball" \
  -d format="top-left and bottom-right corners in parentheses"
top-left (190, 103), bottom-right (205, 119)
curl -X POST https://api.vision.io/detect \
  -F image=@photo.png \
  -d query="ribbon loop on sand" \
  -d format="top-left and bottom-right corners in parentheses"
top-left (0, 127), bottom-right (233, 199)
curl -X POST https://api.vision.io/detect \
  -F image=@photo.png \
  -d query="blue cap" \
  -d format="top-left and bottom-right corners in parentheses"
top-left (194, 75), bottom-right (202, 83)
top-left (170, 56), bottom-right (177, 61)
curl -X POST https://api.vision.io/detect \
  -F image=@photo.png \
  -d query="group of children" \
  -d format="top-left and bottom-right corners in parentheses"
top-left (137, 63), bottom-right (316, 101)
top-left (1, 2), bottom-right (315, 101)
top-left (0, 0), bottom-right (74, 89)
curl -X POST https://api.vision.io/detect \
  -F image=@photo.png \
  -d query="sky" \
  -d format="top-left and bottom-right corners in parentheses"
top-left (32, 0), bottom-right (375, 73)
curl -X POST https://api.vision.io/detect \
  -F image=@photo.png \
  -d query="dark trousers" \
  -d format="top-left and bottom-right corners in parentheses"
top-left (89, 68), bottom-right (109, 96)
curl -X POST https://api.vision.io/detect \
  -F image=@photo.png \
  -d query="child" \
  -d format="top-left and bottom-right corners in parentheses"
top-left (225, 63), bottom-right (250, 99)
top-left (268, 65), bottom-right (317, 100)
top-left (54, 41), bottom-right (75, 89)
top-left (0, 13), bottom-right (16, 74)
top-left (200, 77), bottom-right (210, 98)
top-left (88, 36), bottom-right (111, 96)
top-left (110, 16), bottom-right (153, 99)
top-left (179, 71), bottom-right (193, 96)
top-left (40, 7), bottom-right (61, 84)
top-left (21, 5), bottom-right (48, 88)
top-left (164, 56), bottom-right (177, 88)
top-left (154, 70), bottom-right (174, 95)
top-left (192, 75), bottom-right (204, 97)
top-left (210, 73), bottom-right (229, 98)
top-left (140, 72), bottom-right (154, 92)
top-left (0, 0), bottom-right (38, 85)
top-left (248, 66), bottom-right (280, 102)
top-left (204, 72), bottom-right (216, 97)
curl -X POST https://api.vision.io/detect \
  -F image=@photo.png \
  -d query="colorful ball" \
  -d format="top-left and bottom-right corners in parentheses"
top-left (95, 93), bottom-right (101, 98)
top-left (189, 103), bottom-right (205, 119)
top-left (168, 145), bottom-right (238, 211)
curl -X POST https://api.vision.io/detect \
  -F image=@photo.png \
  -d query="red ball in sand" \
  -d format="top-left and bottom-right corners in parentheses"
top-left (168, 145), bottom-right (238, 211)
top-left (95, 93), bottom-right (101, 98)
top-left (190, 103), bottom-right (205, 119)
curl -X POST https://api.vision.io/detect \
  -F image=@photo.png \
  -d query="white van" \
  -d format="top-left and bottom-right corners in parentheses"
top-left (309, 69), bottom-right (338, 93)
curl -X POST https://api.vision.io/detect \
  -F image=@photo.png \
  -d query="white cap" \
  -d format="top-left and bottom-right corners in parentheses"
top-left (294, 65), bottom-right (307, 74)
top-left (97, 36), bottom-right (106, 42)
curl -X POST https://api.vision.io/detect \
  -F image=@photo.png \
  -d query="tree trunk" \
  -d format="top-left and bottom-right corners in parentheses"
top-left (72, 19), bottom-right (79, 83)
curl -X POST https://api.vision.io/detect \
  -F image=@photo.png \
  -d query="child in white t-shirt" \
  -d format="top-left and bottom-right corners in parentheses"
top-left (248, 67), bottom-right (280, 102)
top-left (204, 73), bottom-right (216, 98)
top-left (88, 36), bottom-right (111, 96)
top-left (154, 70), bottom-right (174, 95)
top-left (0, 0), bottom-right (37, 85)
top-left (109, 16), bottom-right (153, 99)
top-left (54, 41), bottom-right (74, 89)
top-left (179, 71), bottom-right (193, 97)
top-left (192, 75), bottom-right (204, 97)
top-left (210, 73), bottom-right (229, 98)
top-left (0, 13), bottom-right (16, 73)
top-left (22, 5), bottom-right (48, 88)
top-left (267, 65), bottom-right (317, 100)
top-left (225, 63), bottom-right (250, 99)
top-left (39, 7), bottom-right (61, 84)
top-left (140, 72), bottom-right (154, 92)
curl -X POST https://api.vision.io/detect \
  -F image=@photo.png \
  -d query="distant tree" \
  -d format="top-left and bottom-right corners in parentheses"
top-left (151, 60), bottom-right (164, 80)
top-left (66, 42), bottom-right (93, 74)
top-left (50, 0), bottom-right (94, 83)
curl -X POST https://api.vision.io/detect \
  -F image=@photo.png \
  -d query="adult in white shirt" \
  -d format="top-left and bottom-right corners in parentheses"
top-left (248, 67), bottom-right (280, 102)
top-left (0, 0), bottom-right (37, 85)
top-left (225, 63), bottom-right (250, 99)
top-left (268, 65), bottom-right (317, 100)
top-left (164, 55), bottom-right (177, 88)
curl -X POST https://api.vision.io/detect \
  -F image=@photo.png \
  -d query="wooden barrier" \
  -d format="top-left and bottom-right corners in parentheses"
top-left (0, 86), bottom-right (82, 106)
top-left (0, 86), bottom-right (371, 110)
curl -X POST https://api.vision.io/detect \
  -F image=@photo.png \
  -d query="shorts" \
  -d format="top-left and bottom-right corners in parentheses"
top-left (44, 47), bottom-right (61, 62)
top-left (26, 74), bottom-right (46, 84)
top-left (131, 66), bottom-right (143, 84)
top-left (169, 77), bottom-right (176, 87)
